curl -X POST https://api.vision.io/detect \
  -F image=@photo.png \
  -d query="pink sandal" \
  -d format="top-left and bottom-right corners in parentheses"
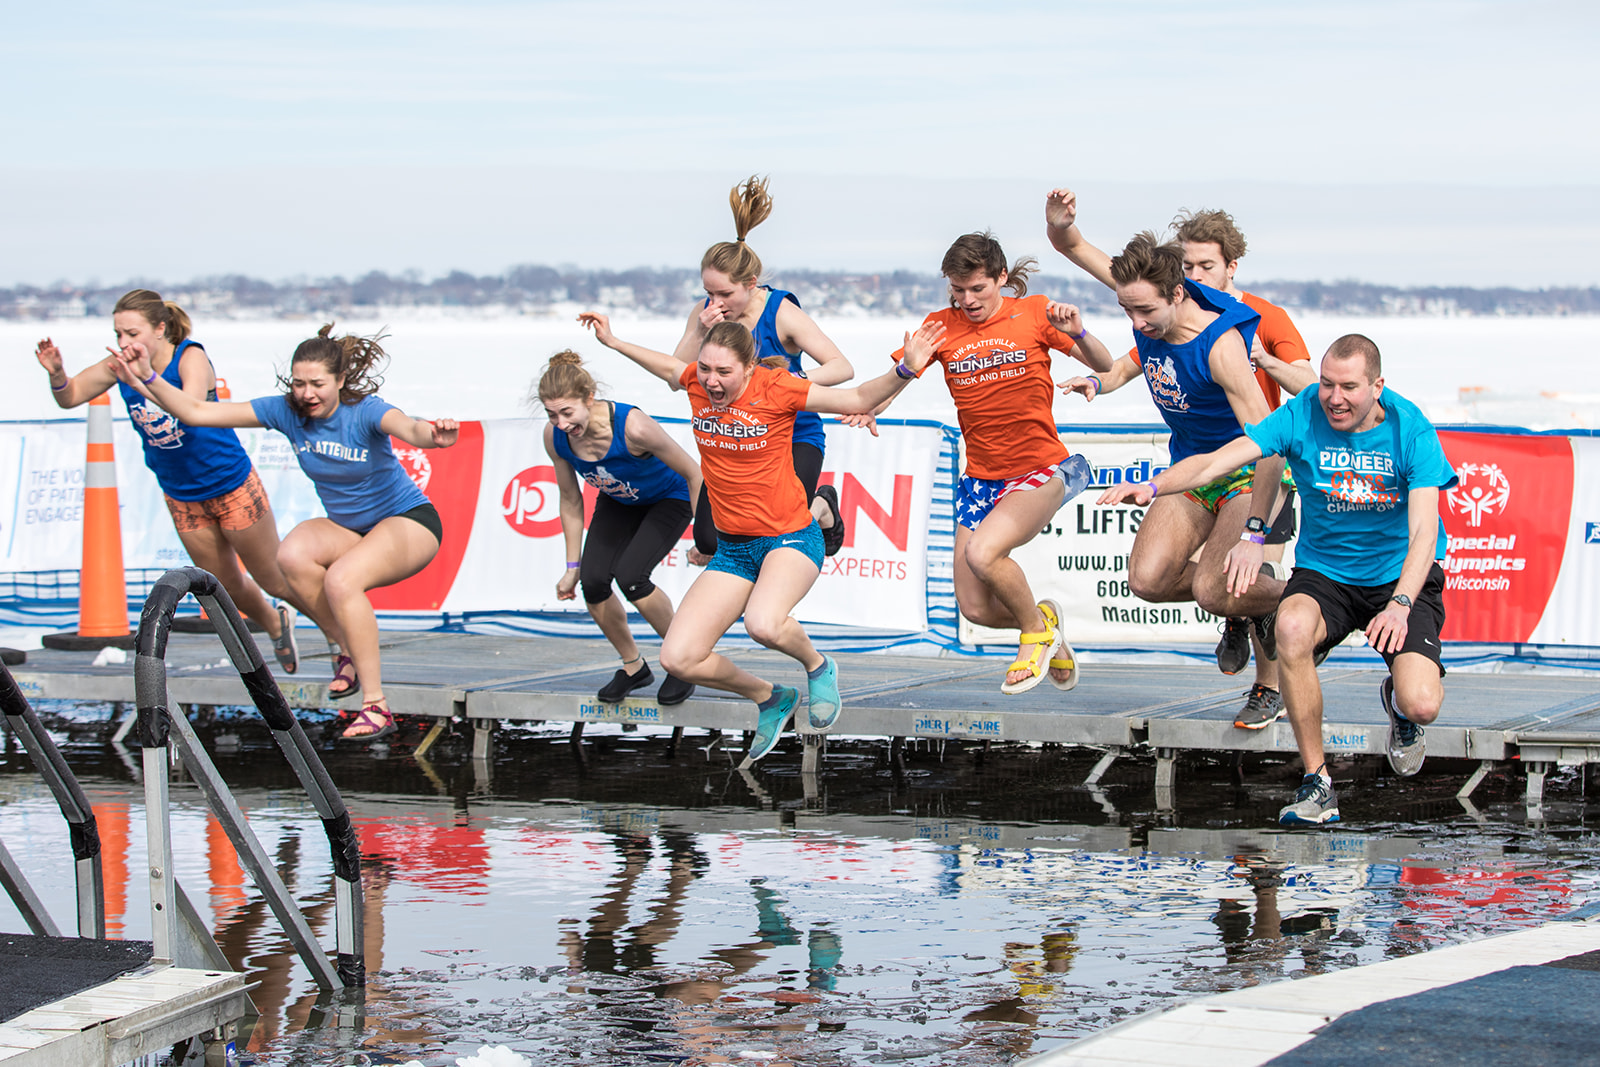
top-left (328, 655), bottom-right (360, 699)
top-left (341, 702), bottom-right (395, 742)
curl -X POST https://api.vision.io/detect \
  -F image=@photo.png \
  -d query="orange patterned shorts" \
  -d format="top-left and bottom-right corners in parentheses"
top-left (164, 468), bottom-right (272, 533)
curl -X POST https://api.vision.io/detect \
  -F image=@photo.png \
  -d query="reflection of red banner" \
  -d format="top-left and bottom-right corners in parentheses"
top-left (357, 818), bottom-right (490, 893)
top-left (369, 422), bottom-right (485, 611)
top-left (1437, 432), bottom-right (1573, 642)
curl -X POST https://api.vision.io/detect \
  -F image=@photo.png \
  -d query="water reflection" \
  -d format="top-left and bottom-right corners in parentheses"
top-left (3, 708), bottom-right (1598, 1065)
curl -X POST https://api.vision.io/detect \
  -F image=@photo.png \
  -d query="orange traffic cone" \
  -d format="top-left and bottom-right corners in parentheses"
top-left (43, 394), bottom-right (134, 650)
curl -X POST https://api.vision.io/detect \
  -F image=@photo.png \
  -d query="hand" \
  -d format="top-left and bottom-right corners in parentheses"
top-left (697, 301), bottom-right (728, 331)
top-left (1046, 301), bottom-right (1085, 337)
top-left (1223, 540), bottom-right (1265, 599)
top-left (686, 547), bottom-right (713, 567)
top-left (836, 412), bottom-right (880, 437)
top-left (1059, 375), bottom-right (1099, 402)
top-left (1365, 602), bottom-right (1410, 655)
top-left (556, 569), bottom-right (579, 601)
top-left (35, 338), bottom-right (65, 378)
top-left (901, 320), bottom-right (946, 374)
top-left (1044, 187), bottom-right (1079, 232)
top-left (110, 341), bottom-right (154, 385)
top-left (1097, 481), bottom-right (1154, 506)
top-left (577, 311), bottom-right (618, 348)
top-left (430, 418), bottom-right (459, 447)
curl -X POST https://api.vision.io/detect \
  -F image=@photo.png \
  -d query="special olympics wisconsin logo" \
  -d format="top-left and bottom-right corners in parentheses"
top-left (393, 446), bottom-right (433, 492)
top-left (1447, 462), bottom-right (1511, 528)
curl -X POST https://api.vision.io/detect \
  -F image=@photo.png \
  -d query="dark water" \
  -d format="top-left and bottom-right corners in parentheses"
top-left (4, 704), bottom-right (1599, 1066)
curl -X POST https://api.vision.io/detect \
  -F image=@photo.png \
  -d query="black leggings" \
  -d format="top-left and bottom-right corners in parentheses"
top-left (693, 442), bottom-right (823, 556)
top-left (581, 494), bottom-right (693, 605)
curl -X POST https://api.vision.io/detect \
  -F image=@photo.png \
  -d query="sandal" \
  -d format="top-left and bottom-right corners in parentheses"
top-left (341, 702), bottom-right (395, 742)
top-left (328, 654), bottom-right (360, 700)
top-left (999, 622), bottom-right (1061, 695)
top-left (1037, 599), bottom-right (1079, 691)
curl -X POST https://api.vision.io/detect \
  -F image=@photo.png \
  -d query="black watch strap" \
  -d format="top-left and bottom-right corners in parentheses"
top-left (1245, 516), bottom-right (1268, 534)
top-left (1390, 593), bottom-right (1413, 608)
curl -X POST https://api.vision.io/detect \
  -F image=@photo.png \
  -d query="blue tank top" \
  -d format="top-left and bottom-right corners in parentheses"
top-left (1132, 281), bottom-right (1262, 464)
top-left (116, 339), bottom-right (254, 502)
top-left (551, 401), bottom-right (690, 506)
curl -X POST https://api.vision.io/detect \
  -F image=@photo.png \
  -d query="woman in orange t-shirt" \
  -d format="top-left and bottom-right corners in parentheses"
top-left (881, 233), bottom-right (1114, 694)
top-left (580, 314), bottom-right (941, 763)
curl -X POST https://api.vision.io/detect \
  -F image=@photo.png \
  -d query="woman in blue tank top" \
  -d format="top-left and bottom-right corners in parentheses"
top-left (666, 176), bottom-right (854, 559)
top-left (539, 351), bottom-right (703, 706)
top-left (34, 289), bottom-right (320, 673)
top-left (115, 324), bottom-right (458, 744)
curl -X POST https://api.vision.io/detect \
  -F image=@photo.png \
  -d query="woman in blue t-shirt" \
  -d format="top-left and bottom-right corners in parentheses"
top-left (116, 324), bottom-right (458, 743)
top-left (34, 289), bottom-right (318, 673)
top-left (539, 350), bottom-right (703, 706)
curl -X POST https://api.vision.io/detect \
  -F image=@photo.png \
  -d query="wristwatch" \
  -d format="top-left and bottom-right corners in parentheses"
top-left (1390, 593), bottom-right (1413, 608)
top-left (1245, 516), bottom-right (1268, 535)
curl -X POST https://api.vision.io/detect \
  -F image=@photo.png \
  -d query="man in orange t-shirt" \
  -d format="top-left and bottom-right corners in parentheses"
top-left (1046, 190), bottom-right (1313, 730)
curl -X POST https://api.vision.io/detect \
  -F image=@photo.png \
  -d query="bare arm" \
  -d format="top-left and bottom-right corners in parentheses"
top-left (379, 407), bottom-right (459, 448)
top-left (1366, 487), bottom-right (1443, 654)
top-left (1060, 352), bottom-right (1141, 402)
top-left (669, 303), bottom-right (709, 365)
top-left (803, 322), bottom-right (945, 416)
top-left (174, 343), bottom-right (218, 402)
top-left (1098, 435), bottom-right (1266, 506)
top-left (1253, 336), bottom-right (1317, 396)
top-left (36, 338), bottom-right (117, 408)
top-left (775, 301), bottom-right (855, 386)
top-left (1045, 301), bottom-right (1114, 373)
top-left (1044, 187), bottom-right (1116, 291)
top-left (625, 409), bottom-right (703, 512)
top-left (113, 343), bottom-right (261, 428)
top-left (544, 424), bottom-right (586, 600)
top-left (579, 312), bottom-right (688, 388)
top-left (1211, 330), bottom-right (1286, 520)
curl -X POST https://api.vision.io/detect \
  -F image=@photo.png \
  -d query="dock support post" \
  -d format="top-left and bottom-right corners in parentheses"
top-left (667, 725), bottom-right (684, 756)
top-left (1457, 759), bottom-right (1495, 800)
top-left (1526, 760), bottom-right (1550, 819)
top-left (801, 733), bottom-right (824, 774)
top-left (1084, 748), bottom-right (1120, 786)
top-left (413, 718), bottom-right (447, 759)
top-left (0, 839), bottom-right (60, 936)
top-left (888, 736), bottom-right (906, 773)
top-left (1154, 748), bottom-right (1177, 812)
top-left (473, 719), bottom-right (497, 761)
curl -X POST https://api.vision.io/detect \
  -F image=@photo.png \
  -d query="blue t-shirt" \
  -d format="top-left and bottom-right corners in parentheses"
top-left (1245, 386), bottom-right (1457, 585)
top-left (250, 394), bottom-right (430, 532)
top-left (116, 339), bottom-right (254, 501)
top-left (1132, 280), bottom-right (1261, 464)
top-left (551, 401), bottom-right (690, 506)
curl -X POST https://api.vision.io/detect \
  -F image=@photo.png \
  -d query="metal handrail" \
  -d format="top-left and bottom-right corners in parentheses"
top-left (0, 661), bottom-right (105, 938)
top-left (134, 566), bottom-right (365, 990)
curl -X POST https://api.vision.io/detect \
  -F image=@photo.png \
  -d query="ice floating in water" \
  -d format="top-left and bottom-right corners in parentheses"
top-left (91, 646), bottom-right (127, 667)
top-left (394, 1047), bottom-right (531, 1067)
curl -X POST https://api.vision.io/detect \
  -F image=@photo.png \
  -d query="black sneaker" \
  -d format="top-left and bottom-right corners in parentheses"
top-left (1233, 684), bottom-right (1286, 729)
top-left (1253, 608), bottom-right (1279, 661)
top-left (816, 484), bottom-right (846, 557)
top-left (657, 672), bottom-right (695, 706)
top-left (1214, 618), bottom-right (1250, 675)
top-left (1278, 774), bottom-right (1340, 826)
top-left (598, 662), bottom-right (653, 702)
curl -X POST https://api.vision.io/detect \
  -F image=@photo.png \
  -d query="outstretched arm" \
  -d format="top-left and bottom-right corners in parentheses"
top-left (803, 321), bottom-right (945, 416)
top-left (379, 407), bottom-right (458, 448)
top-left (36, 338), bottom-right (117, 408)
top-left (112, 343), bottom-right (261, 428)
top-left (625, 410), bottom-right (704, 513)
top-left (1045, 187), bottom-right (1116, 291)
top-left (1045, 301), bottom-right (1114, 372)
top-left (776, 302), bottom-right (855, 386)
top-left (1060, 352), bottom-right (1141, 403)
top-left (580, 312), bottom-right (688, 388)
top-left (1098, 435), bottom-right (1266, 506)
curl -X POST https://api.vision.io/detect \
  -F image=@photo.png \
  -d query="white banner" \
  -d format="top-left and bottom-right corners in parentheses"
top-left (1529, 437), bottom-right (1600, 645)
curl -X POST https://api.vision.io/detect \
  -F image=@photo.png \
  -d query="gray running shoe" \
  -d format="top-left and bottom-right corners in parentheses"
top-left (1278, 774), bottom-right (1341, 826)
top-left (748, 685), bottom-right (798, 762)
top-left (273, 604), bottom-right (299, 674)
top-left (1233, 684), bottom-right (1286, 730)
top-left (1253, 607), bottom-right (1279, 661)
top-left (1381, 676), bottom-right (1426, 776)
top-left (1215, 618), bottom-right (1251, 675)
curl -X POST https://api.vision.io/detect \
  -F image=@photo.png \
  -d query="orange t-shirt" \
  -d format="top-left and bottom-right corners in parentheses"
top-left (893, 294), bottom-right (1075, 481)
top-left (678, 362), bottom-right (813, 537)
top-left (1121, 290), bottom-right (1309, 411)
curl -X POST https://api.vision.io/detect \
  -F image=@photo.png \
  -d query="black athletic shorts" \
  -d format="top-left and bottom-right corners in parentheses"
top-left (1265, 487), bottom-right (1297, 546)
top-left (350, 501), bottom-right (443, 542)
top-left (1282, 563), bottom-right (1446, 674)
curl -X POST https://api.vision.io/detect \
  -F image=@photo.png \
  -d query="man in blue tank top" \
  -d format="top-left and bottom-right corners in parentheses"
top-left (1098, 335), bottom-right (1457, 827)
top-left (1058, 233), bottom-right (1290, 669)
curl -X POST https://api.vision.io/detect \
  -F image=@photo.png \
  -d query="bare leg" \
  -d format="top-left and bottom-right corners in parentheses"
top-left (1126, 495), bottom-right (1211, 604)
top-left (1191, 494), bottom-right (1286, 620)
top-left (659, 571), bottom-right (768, 702)
top-left (1273, 593), bottom-right (1330, 774)
top-left (1389, 651), bottom-right (1443, 726)
top-left (175, 525), bottom-right (280, 637)
top-left (741, 549), bottom-right (824, 672)
top-left (588, 594), bottom-right (643, 668)
top-left (220, 506), bottom-right (328, 633)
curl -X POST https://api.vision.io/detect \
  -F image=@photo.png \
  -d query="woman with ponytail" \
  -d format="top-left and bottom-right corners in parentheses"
top-left (34, 289), bottom-right (318, 673)
top-left (537, 349), bottom-right (703, 706)
top-left (115, 325), bottom-right (458, 742)
top-left (613, 176), bottom-right (854, 560)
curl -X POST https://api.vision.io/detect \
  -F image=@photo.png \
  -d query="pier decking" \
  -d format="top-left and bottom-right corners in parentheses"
top-left (8, 628), bottom-right (1598, 809)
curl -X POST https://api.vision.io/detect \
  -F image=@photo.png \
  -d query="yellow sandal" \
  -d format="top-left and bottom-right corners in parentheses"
top-left (1000, 624), bottom-right (1061, 695)
top-left (1037, 599), bottom-right (1079, 691)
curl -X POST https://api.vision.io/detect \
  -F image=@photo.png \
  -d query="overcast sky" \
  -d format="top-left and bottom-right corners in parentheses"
top-left (2, 1), bottom-right (1595, 287)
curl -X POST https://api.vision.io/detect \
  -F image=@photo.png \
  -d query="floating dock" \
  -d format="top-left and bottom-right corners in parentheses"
top-left (8, 628), bottom-right (1599, 811)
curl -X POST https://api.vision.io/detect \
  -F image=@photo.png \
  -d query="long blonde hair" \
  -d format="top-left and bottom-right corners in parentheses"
top-left (700, 175), bottom-right (772, 285)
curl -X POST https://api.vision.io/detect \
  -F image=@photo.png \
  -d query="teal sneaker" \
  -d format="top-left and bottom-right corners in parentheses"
top-left (748, 685), bottom-right (798, 762)
top-left (807, 655), bottom-right (841, 730)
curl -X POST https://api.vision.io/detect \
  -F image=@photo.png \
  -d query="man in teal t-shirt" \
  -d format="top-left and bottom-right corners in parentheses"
top-left (1096, 334), bottom-right (1457, 828)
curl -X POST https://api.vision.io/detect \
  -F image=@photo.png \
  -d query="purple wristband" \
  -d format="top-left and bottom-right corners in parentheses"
top-left (894, 361), bottom-right (916, 380)
top-left (141, 368), bottom-right (158, 386)
top-left (1143, 480), bottom-right (1158, 499)
top-left (1069, 328), bottom-right (1087, 340)
top-left (565, 561), bottom-right (580, 570)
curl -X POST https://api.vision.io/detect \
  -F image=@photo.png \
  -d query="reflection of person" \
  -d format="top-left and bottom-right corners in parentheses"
top-left (668, 176), bottom-right (853, 561)
top-left (36, 289), bottom-right (318, 671)
top-left (868, 234), bottom-right (1114, 695)
top-left (1056, 231), bottom-right (1290, 694)
top-left (538, 351), bottom-right (702, 706)
top-left (1049, 192), bottom-right (1314, 727)
top-left (116, 325), bottom-right (458, 742)
top-left (1098, 335), bottom-right (1455, 825)
top-left (580, 316), bottom-right (938, 761)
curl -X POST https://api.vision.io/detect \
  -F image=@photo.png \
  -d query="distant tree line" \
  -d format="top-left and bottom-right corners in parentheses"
top-left (3, 267), bottom-right (1597, 319)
